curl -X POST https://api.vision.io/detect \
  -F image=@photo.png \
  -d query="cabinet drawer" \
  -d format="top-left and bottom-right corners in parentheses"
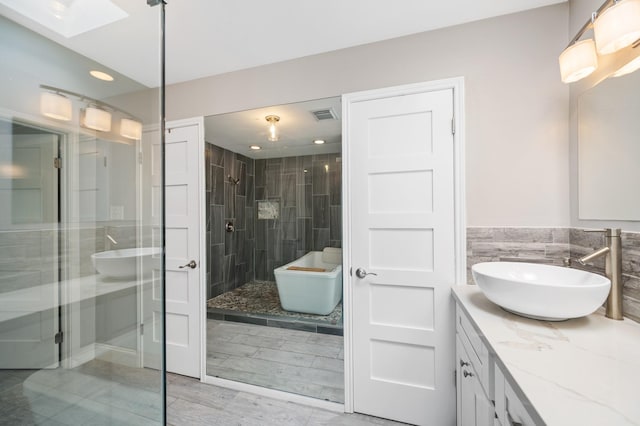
top-left (456, 306), bottom-right (491, 394)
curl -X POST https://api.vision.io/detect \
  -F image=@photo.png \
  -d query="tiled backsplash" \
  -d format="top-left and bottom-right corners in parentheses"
top-left (467, 227), bottom-right (640, 323)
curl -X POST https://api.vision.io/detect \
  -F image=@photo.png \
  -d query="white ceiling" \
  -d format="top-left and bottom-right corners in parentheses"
top-left (0, 0), bottom-right (565, 88)
top-left (0, 0), bottom-right (566, 158)
top-left (205, 97), bottom-right (342, 159)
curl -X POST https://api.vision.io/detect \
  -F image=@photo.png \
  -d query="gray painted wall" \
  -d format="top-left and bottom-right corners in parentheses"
top-left (119, 4), bottom-right (570, 227)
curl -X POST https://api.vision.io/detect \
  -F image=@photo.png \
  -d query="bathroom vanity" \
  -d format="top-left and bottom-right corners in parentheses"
top-left (452, 285), bottom-right (640, 426)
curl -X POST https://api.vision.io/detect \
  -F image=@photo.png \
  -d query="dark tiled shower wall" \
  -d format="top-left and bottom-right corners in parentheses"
top-left (205, 142), bottom-right (255, 299)
top-left (466, 227), bottom-right (640, 323)
top-left (254, 154), bottom-right (342, 281)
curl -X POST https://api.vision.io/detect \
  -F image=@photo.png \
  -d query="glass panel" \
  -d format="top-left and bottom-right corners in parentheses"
top-left (0, 2), bottom-right (164, 425)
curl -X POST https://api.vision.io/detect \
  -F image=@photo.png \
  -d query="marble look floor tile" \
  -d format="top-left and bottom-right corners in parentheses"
top-left (280, 340), bottom-right (341, 358)
top-left (252, 347), bottom-right (316, 367)
top-left (311, 356), bottom-right (344, 373)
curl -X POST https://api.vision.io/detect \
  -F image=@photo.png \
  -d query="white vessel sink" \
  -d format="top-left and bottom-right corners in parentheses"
top-left (91, 247), bottom-right (161, 280)
top-left (471, 262), bottom-right (611, 321)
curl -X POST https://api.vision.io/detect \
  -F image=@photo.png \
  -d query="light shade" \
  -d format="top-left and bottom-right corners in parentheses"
top-left (559, 39), bottom-right (598, 83)
top-left (40, 92), bottom-right (72, 121)
top-left (84, 107), bottom-right (111, 132)
top-left (594, 0), bottom-right (640, 55)
top-left (265, 115), bottom-right (279, 142)
top-left (612, 55), bottom-right (640, 77)
top-left (120, 118), bottom-right (142, 140)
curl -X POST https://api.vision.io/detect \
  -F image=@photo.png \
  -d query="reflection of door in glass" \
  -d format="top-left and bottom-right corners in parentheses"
top-left (0, 120), bottom-right (60, 369)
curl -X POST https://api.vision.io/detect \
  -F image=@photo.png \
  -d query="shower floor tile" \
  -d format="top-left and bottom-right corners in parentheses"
top-left (207, 281), bottom-right (343, 334)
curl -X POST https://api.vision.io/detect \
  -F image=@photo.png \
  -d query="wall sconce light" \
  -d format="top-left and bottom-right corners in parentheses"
top-left (265, 115), bottom-right (280, 142)
top-left (40, 92), bottom-right (72, 121)
top-left (120, 118), bottom-right (142, 140)
top-left (83, 106), bottom-right (112, 132)
top-left (594, 0), bottom-right (640, 54)
top-left (560, 0), bottom-right (640, 83)
top-left (559, 39), bottom-right (598, 83)
top-left (611, 54), bottom-right (640, 76)
top-left (39, 85), bottom-right (143, 140)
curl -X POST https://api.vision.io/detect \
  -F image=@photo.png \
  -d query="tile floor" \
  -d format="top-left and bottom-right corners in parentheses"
top-left (0, 360), bottom-right (406, 425)
top-left (206, 319), bottom-right (344, 403)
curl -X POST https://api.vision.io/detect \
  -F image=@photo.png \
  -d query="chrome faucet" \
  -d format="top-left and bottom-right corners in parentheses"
top-left (577, 228), bottom-right (623, 320)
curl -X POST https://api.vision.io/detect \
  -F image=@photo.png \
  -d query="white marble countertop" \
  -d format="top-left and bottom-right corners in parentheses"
top-left (451, 285), bottom-right (640, 426)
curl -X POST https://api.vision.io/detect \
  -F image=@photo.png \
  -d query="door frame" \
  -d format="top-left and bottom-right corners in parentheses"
top-left (341, 77), bottom-right (466, 413)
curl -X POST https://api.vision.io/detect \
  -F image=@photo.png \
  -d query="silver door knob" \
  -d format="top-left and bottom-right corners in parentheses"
top-left (355, 268), bottom-right (377, 279)
top-left (179, 260), bottom-right (197, 269)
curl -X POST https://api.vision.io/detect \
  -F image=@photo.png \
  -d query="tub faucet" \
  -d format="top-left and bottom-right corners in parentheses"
top-left (106, 234), bottom-right (118, 246)
top-left (577, 228), bottom-right (622, 320)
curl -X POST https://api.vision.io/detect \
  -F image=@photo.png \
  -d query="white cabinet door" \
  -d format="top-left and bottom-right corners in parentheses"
top-left (457, 336), bottom-right (493, 426)
top-left (346, 83), bottom-right (457, 425)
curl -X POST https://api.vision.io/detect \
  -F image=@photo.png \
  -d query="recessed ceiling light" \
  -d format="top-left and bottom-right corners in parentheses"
top-left (90, 70), bottom-right (114, 81)
top-left (250, 145), bottom-right (261, 150)
top-left (313, 139), bottom-right (325, 145)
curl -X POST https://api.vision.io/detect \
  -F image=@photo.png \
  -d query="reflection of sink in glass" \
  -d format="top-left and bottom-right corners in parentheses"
top-left (472, 262), bottom-right (611, 321)
top-left (91, 247), bottom-right (161, 279)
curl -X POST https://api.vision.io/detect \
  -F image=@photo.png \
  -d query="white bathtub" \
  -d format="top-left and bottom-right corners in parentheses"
top-left (273, 248), bottom-right (343, 315)
top-left (91, 247), bottom-right (161, 279)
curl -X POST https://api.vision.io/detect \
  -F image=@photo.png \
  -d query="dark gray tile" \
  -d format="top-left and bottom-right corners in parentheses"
top-left (317, 326), bottom-right (344, 336)
top-left (266, 169), bottom-right (281, 198)
top-left (246, 208), bottom-right (255, 240)
top-left (266, 319), bottom-right (317, 333)
top-left (255, 250), bottom-right (267, 281)
top-left (246, 175), bottom-right (254, 207)
top-left (255, 160), bottom-right (266, 187)
top-left (235, 195), bottom-right (246, 229)
top-left (312, 161), bottom-right (329, 195)
top-left (224, 183), bottom-right (235, 219)
top-left (313, 195), bottom-right (329, 229)
top-left (282, 174), bottom-right (296, 208)
top-left (212, 166), bottom-right (224, 205)
top-left (313, 229), bottom-right (330, 251)
top-left (212, 205), bottom-right (224, 245)
top-left (211, 143), bottom-right (224, 166)
top-left (296, 184), bottom-right (312, 218)
top-left (297, 219), bottom-right (312, 252)
top-left (237, 162), bottom-right (247, 196)
top-left (283, 156), bottom-right (297, 174)
top-left (255, 186), bottom-right (266, 201)
top-left (283, 241), bottom-right (297, 264)
top-left (330, 206), bottom-right (342, 241)
top-left (224, 149), bottom-right (237, 181)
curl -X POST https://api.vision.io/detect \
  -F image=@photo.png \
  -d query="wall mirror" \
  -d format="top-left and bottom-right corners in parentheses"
top-left (578, 69), bottom-right (640, 220)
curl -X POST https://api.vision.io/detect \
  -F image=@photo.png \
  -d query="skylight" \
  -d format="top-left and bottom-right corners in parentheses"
top-left (0, 0), bottom-right (128, 38)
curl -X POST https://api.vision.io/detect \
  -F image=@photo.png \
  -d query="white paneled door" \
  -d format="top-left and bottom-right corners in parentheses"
top-left (345, 83), bottom-right (459, 425)
top-left (162, 119), bottom-right (202, 378)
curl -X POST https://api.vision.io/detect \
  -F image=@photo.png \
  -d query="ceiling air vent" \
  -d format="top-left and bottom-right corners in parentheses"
top-left (310, 108), bottom-right (338, 121)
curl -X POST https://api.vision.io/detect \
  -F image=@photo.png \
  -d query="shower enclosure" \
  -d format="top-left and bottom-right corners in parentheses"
top-left (0, 2), bottom-right (165, 424)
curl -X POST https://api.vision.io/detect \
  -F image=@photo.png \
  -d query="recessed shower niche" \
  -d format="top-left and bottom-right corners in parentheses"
top-left (203, 97), bottom-right (345, 403)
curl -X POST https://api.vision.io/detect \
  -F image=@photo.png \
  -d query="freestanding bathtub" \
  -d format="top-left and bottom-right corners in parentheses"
top-left (273, 248), bottom-right (343, 315)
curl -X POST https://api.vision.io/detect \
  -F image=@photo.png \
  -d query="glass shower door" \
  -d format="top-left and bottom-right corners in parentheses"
top-left (0, 1), bottom-right (166, 424)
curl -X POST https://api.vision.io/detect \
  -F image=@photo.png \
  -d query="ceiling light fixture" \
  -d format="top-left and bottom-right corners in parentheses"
top-left (40, 91), bottom-right (72, 121)
top-left (90, 70), bottom-right (114, 81)
top-left (250, 145), bottom-right (261, 150)
top-left (560, 0), bottom-right (640, 83)
top-left (313, 139), bottom-right (325, 145)
top-left (265, 115), bottom-right (280, 142)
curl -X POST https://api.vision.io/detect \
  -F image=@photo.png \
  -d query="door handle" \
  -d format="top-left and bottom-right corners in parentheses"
top-left (355, 268), bottom-right (377, 279)
top-left (179, 260), bottom-right (197, 269)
